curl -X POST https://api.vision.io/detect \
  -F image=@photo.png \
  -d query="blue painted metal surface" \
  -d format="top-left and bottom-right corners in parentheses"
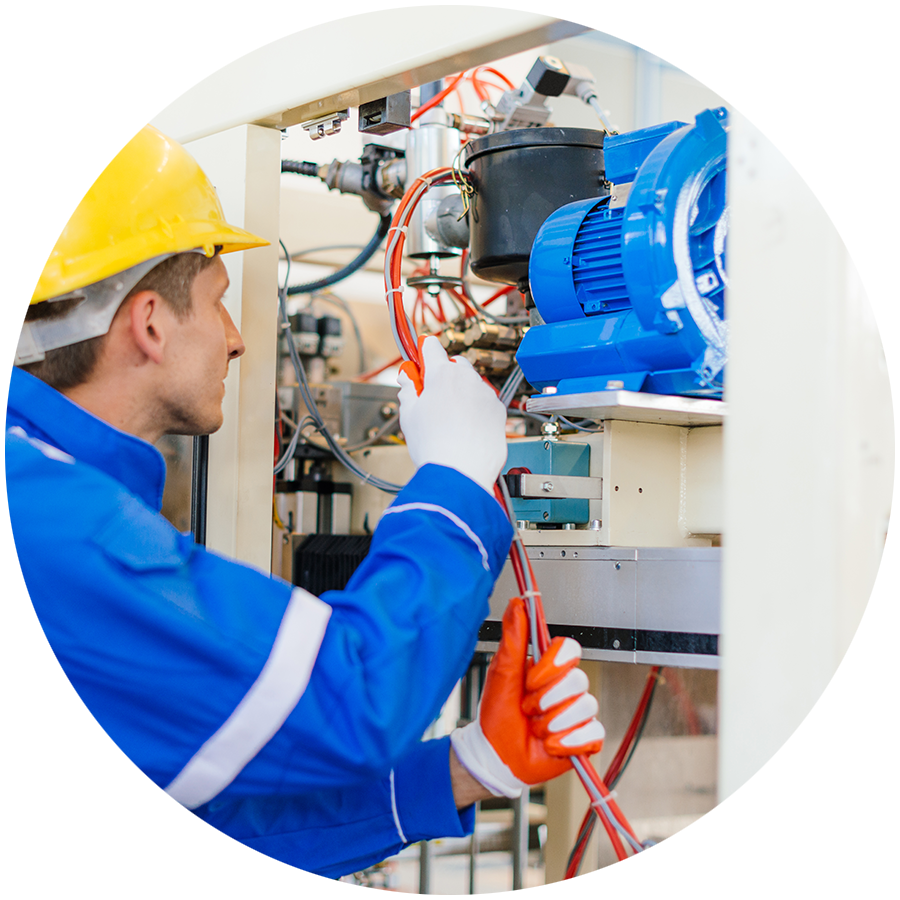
top-left (504, 439), bottom-right (590, 524)
top-left (519, 107), bottom-right (729, 398)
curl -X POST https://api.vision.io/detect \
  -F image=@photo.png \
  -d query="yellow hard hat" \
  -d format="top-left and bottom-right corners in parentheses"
top-left (32, 125), bottom-right (269, 304)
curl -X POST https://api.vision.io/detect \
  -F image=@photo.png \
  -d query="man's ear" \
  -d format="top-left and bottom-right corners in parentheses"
top-left (127, 290), bottom-right (168, 364)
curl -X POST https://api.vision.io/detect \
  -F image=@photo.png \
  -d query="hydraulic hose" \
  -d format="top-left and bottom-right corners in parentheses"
top-left (281, 159), bottom-right (393, 295)
top-left (281, 159), bottom-right (320, 178)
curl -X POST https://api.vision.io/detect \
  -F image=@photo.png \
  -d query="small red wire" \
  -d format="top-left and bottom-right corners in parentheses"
top-left (476, 66), bottom-right (515, 90)
top-left (411, 72), bottom-right (466, 122)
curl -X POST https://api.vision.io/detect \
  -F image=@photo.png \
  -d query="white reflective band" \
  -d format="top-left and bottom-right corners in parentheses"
top-left (7, 426), bottom-right (75, 464)
top-left (381, 503), bottom-right (490, 571)
top-left (165, 587), bottom-right (332, 809)
top-left (389, 769), bottom-right (408, 844)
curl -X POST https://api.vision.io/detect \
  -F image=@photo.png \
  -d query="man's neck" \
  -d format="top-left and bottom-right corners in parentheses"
top-left (63, 378), bottom-right (165, 445)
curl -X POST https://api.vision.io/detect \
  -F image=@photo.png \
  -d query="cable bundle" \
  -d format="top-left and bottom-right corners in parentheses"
top-left (383, 171), bottom-right (647, 872)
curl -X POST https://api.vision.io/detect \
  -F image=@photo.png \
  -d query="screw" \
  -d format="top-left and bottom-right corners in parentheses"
top-left (615, 562), bottom-right (621, 570)
top-left (543, 511), bottom-right (550, 520)
top-left (542, 482), bottom-right (554, 493)
top-left (613, 639), bottom-right (621, 649)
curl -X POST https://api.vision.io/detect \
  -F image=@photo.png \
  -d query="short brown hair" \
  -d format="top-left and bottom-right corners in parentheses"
top-left (21, 252), bottom-right (219, 390)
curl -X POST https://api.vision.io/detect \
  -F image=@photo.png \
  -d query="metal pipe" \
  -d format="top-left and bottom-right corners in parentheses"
top-left (512, 787), bottom-right (529, 890)
top-left (190, 435), bottom-right (209, 545)
top-left (468, 800), bottom-right (480, 893)
top-left (419, 79), bottom-right (444, 104)
top-left (418, 840), bottom-right (432, 894)
top-left (6, 6), bottom-right (250, 119)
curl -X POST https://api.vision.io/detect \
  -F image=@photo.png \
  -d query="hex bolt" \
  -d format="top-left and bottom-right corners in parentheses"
top-left (541, 482), bottom-right (554, 493)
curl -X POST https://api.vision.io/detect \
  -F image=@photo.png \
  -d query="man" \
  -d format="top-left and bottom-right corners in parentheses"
top-left (6, 125), bottom-right (605, 877)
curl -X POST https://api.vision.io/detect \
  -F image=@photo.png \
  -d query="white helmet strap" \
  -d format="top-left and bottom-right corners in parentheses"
top-left (15, 252), bottom-right (192, 366)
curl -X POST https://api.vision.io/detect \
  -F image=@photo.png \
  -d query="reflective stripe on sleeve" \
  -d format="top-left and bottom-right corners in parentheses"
top-left (389, 769), bottom-right (408, 844)
top-left (381, 503), bottom-right (490, 572)
top-left (164, 587), bottom-right (332, 809)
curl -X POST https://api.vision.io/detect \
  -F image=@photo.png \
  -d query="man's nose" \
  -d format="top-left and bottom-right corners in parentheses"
top-left (222, 306), bottom-right (245, 360)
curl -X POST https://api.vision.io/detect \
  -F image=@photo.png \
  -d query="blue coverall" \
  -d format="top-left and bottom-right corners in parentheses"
top-left (6, 366), bottom-right (513, 877)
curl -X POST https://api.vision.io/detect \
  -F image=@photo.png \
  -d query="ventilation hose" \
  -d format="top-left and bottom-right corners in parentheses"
top-left (282, 159), bottom-right (393, 295)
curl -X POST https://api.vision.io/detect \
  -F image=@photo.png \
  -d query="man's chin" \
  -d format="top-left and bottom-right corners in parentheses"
top-left (165, 414), bottom-right (224, 438)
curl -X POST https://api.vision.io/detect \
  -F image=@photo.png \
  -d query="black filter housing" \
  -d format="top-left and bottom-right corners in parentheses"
top-left (464, 127), bottom-right (608, 287)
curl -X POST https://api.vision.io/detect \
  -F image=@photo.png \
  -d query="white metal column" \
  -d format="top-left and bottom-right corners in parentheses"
top-left (185, 125), bottom-right (281, 571)
top-left (719, 111), bottom-right (894, 798)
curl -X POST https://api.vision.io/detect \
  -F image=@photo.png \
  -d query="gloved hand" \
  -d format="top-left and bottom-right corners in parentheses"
top-left (450, 597), bottom-right (605, 798)
top-left (397, 336), bottom-right (508, 494)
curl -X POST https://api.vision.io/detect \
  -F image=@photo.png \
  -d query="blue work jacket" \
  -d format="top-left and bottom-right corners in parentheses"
top-left (5, 366), bottom-right (513, 878)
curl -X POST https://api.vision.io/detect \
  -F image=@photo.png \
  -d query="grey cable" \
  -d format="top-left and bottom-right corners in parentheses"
top-left (279, 240), bottom-right (403, 493)
top-left (499, 365), bottom-right (526, 408)
top-left (274, 415), bottom-right (315, 476)
top-left (554, 414), bottom-right (602, 434)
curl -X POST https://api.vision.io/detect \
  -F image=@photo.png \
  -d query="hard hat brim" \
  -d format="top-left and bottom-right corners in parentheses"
top-left (33, 226), bottom-right (269, 305)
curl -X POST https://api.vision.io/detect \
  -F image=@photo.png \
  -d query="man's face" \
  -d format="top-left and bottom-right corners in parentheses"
top-left (160, 257), bottom-right (244, 435)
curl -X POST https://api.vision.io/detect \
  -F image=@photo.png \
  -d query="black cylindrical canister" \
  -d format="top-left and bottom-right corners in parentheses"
top-left (464, 127), bottom-right (608, 287)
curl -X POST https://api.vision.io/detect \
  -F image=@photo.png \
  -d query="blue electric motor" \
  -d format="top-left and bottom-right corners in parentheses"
top-left (518, 107), bottom-right (729, 398)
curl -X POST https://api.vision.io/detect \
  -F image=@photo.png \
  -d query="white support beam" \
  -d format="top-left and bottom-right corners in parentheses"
top-left (186, 125), bottom-right (282, 572)
top-left (719, 111), bottom-right (894, 798)
top-left (151, 9), bottom-right (587, 143)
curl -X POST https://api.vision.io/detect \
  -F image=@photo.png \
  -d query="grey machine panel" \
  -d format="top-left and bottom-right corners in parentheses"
top-left (477, 546), bottom-right (721, 669)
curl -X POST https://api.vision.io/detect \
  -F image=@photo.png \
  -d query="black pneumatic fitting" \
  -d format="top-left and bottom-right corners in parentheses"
top-left (282, 160), bottom-right (320, 177)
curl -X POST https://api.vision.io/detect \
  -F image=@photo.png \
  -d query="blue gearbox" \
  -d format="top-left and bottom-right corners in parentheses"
top-left (518, 107), bottom-right (729, 398)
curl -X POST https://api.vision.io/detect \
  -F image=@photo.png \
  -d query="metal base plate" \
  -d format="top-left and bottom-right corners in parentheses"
top-left (478, 546), bottom-right (721, 669)
top-left (526, 390), bottom-right (726, 426)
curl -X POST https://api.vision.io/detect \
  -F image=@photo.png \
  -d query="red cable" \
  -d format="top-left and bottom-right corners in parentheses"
top-left (385, 169), bottom-right (643, 861)
top-left (566, 665), bottom-right (662, 876)
top-left (476, 65), bottom-right (515, 90)
top-left (411, 72), bottom-right (466, 122)
top-left (469, 72), bottom-right (489, 103)
top-left (604, 667), bottom-right (662, 785)
top-left (355, 353), bottom-right (402, 383)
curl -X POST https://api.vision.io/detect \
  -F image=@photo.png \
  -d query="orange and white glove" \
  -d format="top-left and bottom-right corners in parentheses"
top-left (450, 597), bottom-right (605, 798)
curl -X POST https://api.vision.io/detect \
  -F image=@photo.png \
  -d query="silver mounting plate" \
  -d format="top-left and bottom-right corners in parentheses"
top-left (526, 390), bottom-right (726, 426)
